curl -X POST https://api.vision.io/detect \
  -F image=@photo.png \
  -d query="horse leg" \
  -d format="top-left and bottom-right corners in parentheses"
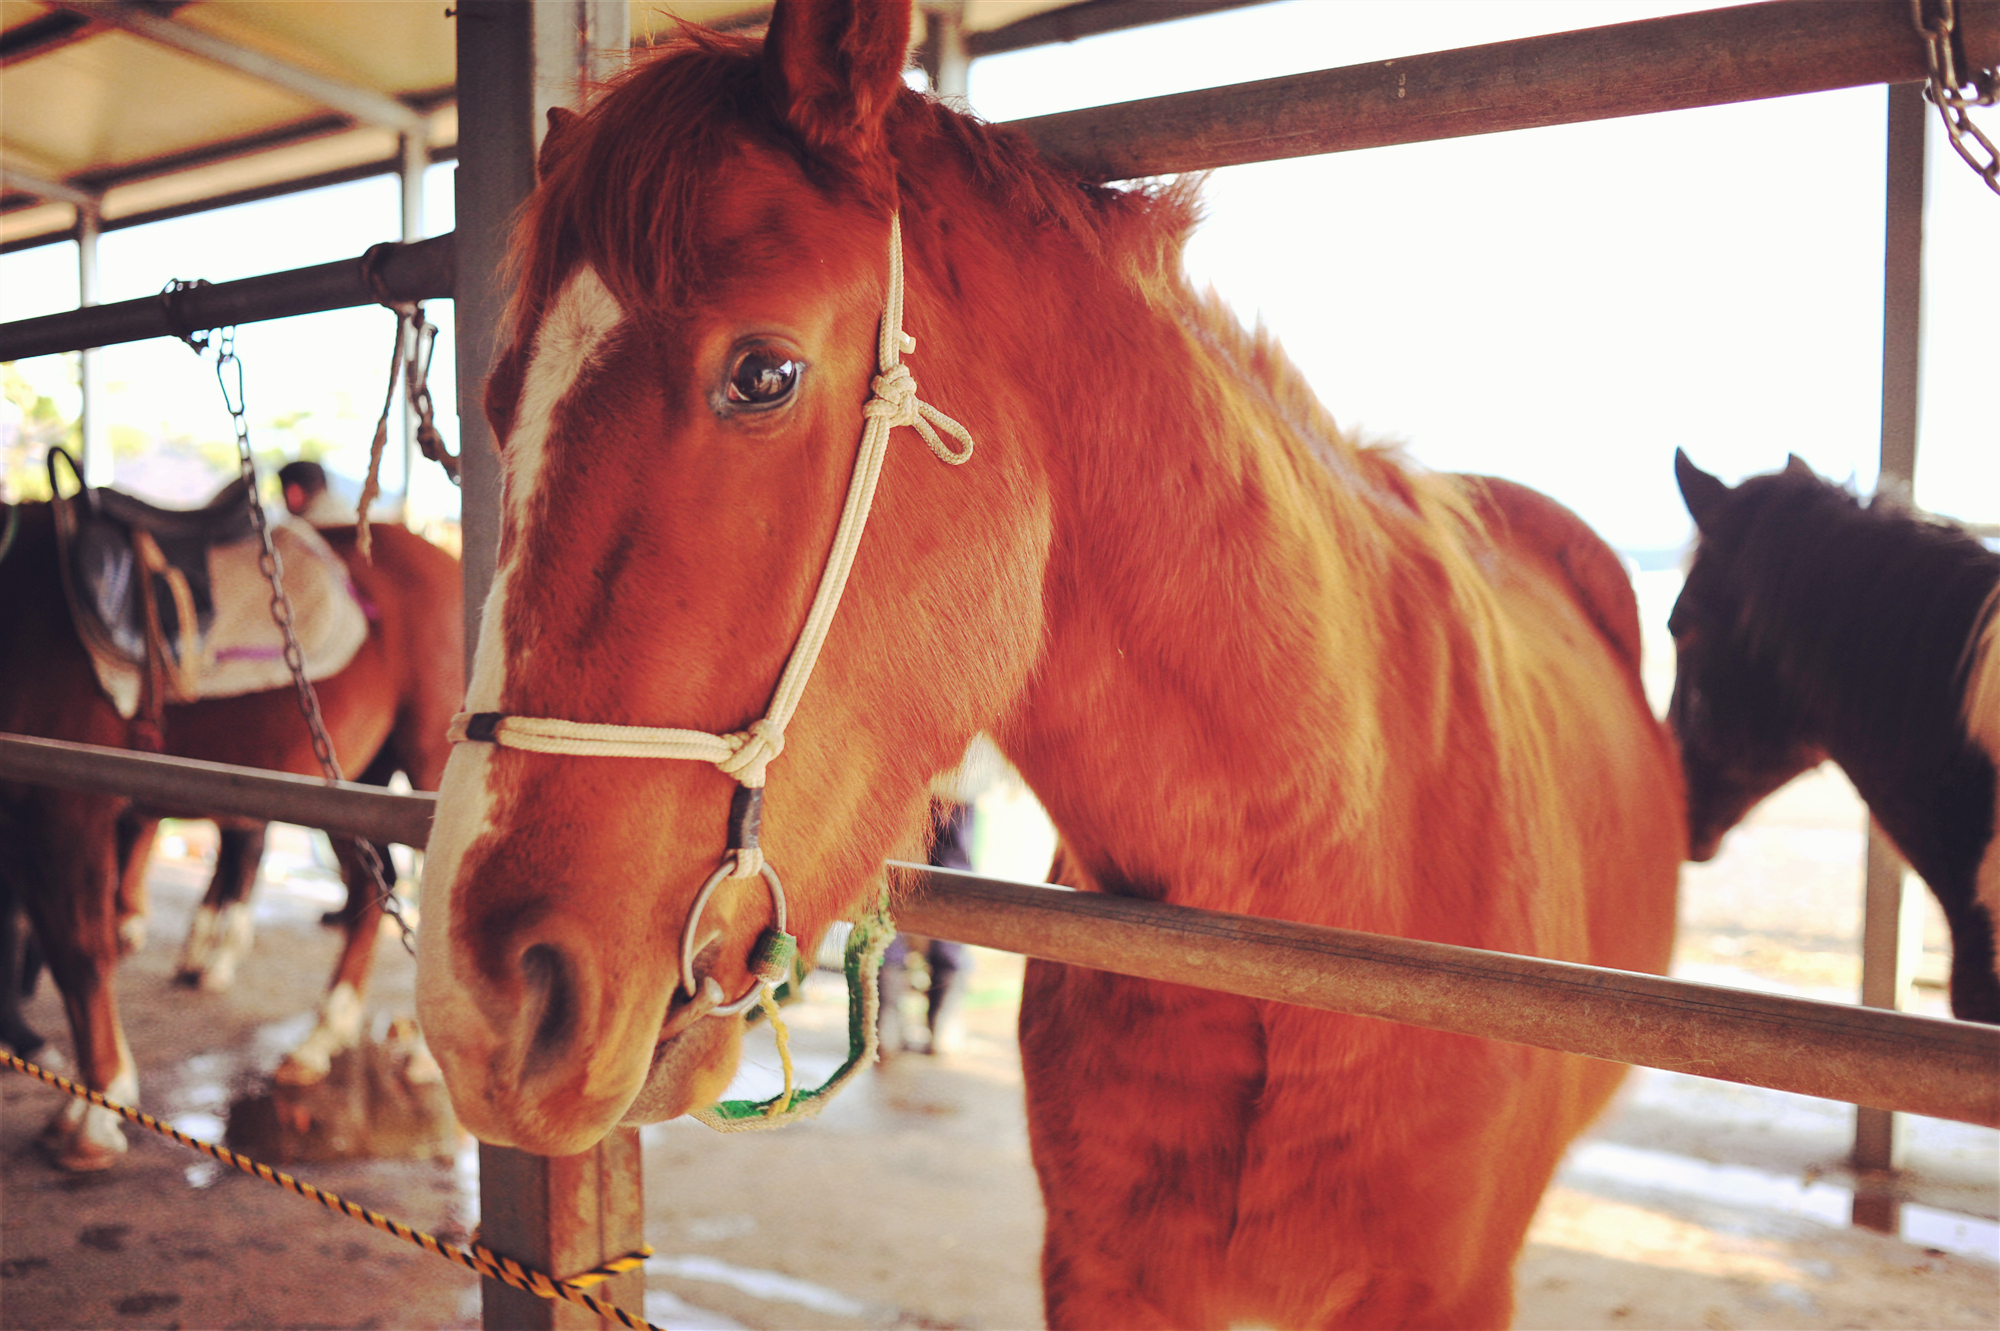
top-left (274, 835), bottom-right (389, 1085)
top-left (1942, 891), bottom-right (2000, 1024)
top-left (24, 791), bottom-right (137, 1171)
top-left (112, 809), bottom-right (157, 956)
top-left (177, 823), bottom-right (265, 992)
top-left (1020, 958), bottom-right (1264, 1330)
top-left (0, 892), bottom-right (46, 1060)
top-left (923, 937), bottom-right (968, 1055)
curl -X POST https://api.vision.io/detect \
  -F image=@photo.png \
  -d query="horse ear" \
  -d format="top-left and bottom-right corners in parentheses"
top-left (1783, 454), bottom-right (1815, 478)
top-left (1675, 449), bottom-right (1731, 533)
top-left (763, 0), bottom-right (912, 161)
top-left (539, 107), bottom-right (581, 180)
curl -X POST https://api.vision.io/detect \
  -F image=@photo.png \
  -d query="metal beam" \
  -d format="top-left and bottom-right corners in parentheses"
top-left (9, 1), bottom-right (1991, 351)
top-left (1, 733), bottom-right (1995, 1130)
top-left (1, 143), bottom-right (457, 259)
top-left (1012, 0), bottom-right (1997, 180)
top-left (0, 735), bottom-right (433, 845)
top-left (965, 0), bottom-right (1274, 58)
top-left (48, 0), bottom-right (429, 133)
top-left (0, 235), bottom-right (453, 361)
top-left (0, 166), bottom-right (99, 208)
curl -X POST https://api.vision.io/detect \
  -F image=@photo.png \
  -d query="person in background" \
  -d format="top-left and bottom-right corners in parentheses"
top-left (879, 802), bottom-right (975, 1057)
top-left (278, 461), bottom-right (354, 526)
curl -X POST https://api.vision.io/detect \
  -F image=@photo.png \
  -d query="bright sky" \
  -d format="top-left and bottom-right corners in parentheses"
top-left (2, 0), bottom-right (1995, 553)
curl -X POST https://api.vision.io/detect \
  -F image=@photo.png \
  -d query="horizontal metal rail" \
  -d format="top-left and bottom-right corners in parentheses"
top-left (1014, 0), bottom-right (2000, 180)
top-left (6, 733), bottom-right (1995, 1129)
top-left (895, 867), bottom-right (2000, 1130)
top-left (0, 232), bottom-right (453, 362)
top-left (0, 734), bottom-right (431, 846)
top-left (7, 0), bottom-right (1991, 361)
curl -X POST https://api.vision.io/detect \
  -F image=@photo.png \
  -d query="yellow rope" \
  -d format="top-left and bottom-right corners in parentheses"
top-left (756, 988), bottom-right (797, 1118)
top-left (2, 1051), bottom-right (662, 1331)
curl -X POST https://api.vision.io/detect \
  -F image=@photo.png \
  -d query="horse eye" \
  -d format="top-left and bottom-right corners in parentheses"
top-left (725, 348), bottom-right (800, 407)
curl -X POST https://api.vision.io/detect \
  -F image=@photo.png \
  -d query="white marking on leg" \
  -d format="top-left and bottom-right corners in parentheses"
top-left (176, 903), bottom-right (220, 979)
top-left (198, 902), bottom-right (255, 992)
top-left (276, 980), bottom-right (364, 1085)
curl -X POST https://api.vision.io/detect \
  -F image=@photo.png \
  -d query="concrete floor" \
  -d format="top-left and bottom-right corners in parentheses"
top-left (3, 765), bottom-right (1997, 1330)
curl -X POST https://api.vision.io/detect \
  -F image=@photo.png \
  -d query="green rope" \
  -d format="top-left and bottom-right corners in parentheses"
top-left (693, 895), bottom-right (893, 1132)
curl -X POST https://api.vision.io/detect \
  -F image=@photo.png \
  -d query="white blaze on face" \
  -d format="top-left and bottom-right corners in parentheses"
top-left (418, 266), bottom-right (625, 1062)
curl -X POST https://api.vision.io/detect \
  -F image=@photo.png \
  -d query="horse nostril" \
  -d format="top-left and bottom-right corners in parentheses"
top-left (520, 942), bottom-right (575, 1064)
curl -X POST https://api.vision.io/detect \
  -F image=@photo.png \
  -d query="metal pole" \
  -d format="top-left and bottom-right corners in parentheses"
top-left (75, 201), bottom-right (108, 487)
top-left (2, 733), bottom-right (1995, 1127)
top-left (918, 2), bottom-right (970, 102)
top-left (1852, 76), bottom-right (1929, 1232)
top-left (1011, 0), bottom-right (1996, 180)
top-left (455, 4), bottom-right (644, 1326)
top-left (397, 130), bottom-right (426, 515)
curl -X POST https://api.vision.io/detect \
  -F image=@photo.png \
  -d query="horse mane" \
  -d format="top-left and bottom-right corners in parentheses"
top-left (501, 24), bottom-right (1550, 842)
top-left (1720, 469), bottom-right (2000, 762)
top-left (505, 28), bottom-right (1201, 341)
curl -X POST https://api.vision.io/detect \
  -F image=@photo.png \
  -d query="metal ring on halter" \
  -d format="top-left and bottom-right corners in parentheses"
top-left (679, 858), bottom-right (790, 1019)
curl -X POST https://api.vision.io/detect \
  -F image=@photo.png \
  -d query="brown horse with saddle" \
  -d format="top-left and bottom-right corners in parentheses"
top-left (0, 454), bottom-right (460, 1170)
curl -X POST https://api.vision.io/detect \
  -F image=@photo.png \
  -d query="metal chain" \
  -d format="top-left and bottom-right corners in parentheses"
top-left (1911, 0), bottom-right (2000, 194)
top-left (162, 283), bottom-right (412, 946)
top-left (405, 309), bottom-right (457, 485)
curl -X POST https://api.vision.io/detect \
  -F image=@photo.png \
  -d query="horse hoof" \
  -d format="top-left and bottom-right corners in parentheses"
top-left (172, 968), bottom-right (203, 989)
top-left (272, 1050), bottom-right (332, 1087)
top-left (54, 1132), bottom-right (127, 1173)
top-left (116, 916), bottom-right (148, 955)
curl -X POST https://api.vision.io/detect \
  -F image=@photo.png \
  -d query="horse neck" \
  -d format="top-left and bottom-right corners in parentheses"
top-left (1753, 505), bottom-right (2000, 870)
top-left (908, 200), bottom-right (1503, 924)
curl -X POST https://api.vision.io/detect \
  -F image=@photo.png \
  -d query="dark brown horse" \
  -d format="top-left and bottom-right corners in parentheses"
top-left (0, 498), bottom-right (462, 1169)
top-left (1670, 450), bottom-right (2000, 1024)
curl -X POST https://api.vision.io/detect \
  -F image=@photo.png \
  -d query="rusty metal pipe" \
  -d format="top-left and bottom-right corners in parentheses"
top-left (892, 865), bottom-right (2000, 1129)
top-left (5, 735), bottom-right (1993, 1129)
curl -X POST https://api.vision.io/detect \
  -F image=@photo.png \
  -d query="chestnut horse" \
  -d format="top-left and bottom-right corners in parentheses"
top-left (414, 3), bottom-right (1681, 1325)
top-left (1671, 451), bottom-right (2000, 1023)
top-left (0, 500), bottom-right (462, 1169)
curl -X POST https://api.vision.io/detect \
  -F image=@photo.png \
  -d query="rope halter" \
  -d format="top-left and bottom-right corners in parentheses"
top-left (448, 213), bottom-right (975, 1020)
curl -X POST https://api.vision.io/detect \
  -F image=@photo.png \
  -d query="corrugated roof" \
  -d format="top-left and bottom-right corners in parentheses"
top-left (0, 0), bottom-right (1181, 251)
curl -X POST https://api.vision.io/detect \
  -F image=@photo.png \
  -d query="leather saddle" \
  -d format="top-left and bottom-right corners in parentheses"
top-left (49, 447), bottom-right (257, 675)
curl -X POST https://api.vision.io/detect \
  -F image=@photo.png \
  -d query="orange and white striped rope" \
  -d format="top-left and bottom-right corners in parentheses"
top-left (1, 1051), bottom-right (661, 1331)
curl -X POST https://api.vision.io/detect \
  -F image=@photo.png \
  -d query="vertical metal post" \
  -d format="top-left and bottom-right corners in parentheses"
top-left (917, 2), bottom-right (971, 101)
top-left (1852, 77), bottom-right (1928, 1234)
top-left (397, 130), bottom-right (427, 513)
top-left (76, 201), bottom-right (108, 486)
top-left (455, 3), bottom-right (645, 1327)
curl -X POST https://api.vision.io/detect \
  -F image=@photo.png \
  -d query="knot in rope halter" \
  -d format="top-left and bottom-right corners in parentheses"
top-left (449, 214), bottom-right (974, 1036)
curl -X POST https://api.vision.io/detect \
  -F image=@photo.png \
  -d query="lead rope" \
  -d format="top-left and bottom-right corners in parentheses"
top-left (448, 214), bottom-right (975, 1129)
top-left (1, 1051), bottom-right (663, 1331)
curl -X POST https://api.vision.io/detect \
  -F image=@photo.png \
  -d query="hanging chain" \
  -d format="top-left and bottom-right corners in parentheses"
top-left (406, 310), bottom-right (455, 484)
top-left (1910, 0), bottom-right (2000, 194)
top-left (161, 281), bottom-right (411, 946)
top-left (358, 242), bottom-right (458, 486)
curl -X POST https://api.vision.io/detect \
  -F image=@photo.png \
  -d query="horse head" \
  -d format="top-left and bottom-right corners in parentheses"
top-left (1668, 450), bottom-right (1827, 859)
top-left (415, 0), bottom-right (1053, 1155)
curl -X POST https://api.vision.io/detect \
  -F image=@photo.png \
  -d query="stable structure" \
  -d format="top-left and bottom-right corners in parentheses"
top-left (4, 3), bottom-right (1999, 1328)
